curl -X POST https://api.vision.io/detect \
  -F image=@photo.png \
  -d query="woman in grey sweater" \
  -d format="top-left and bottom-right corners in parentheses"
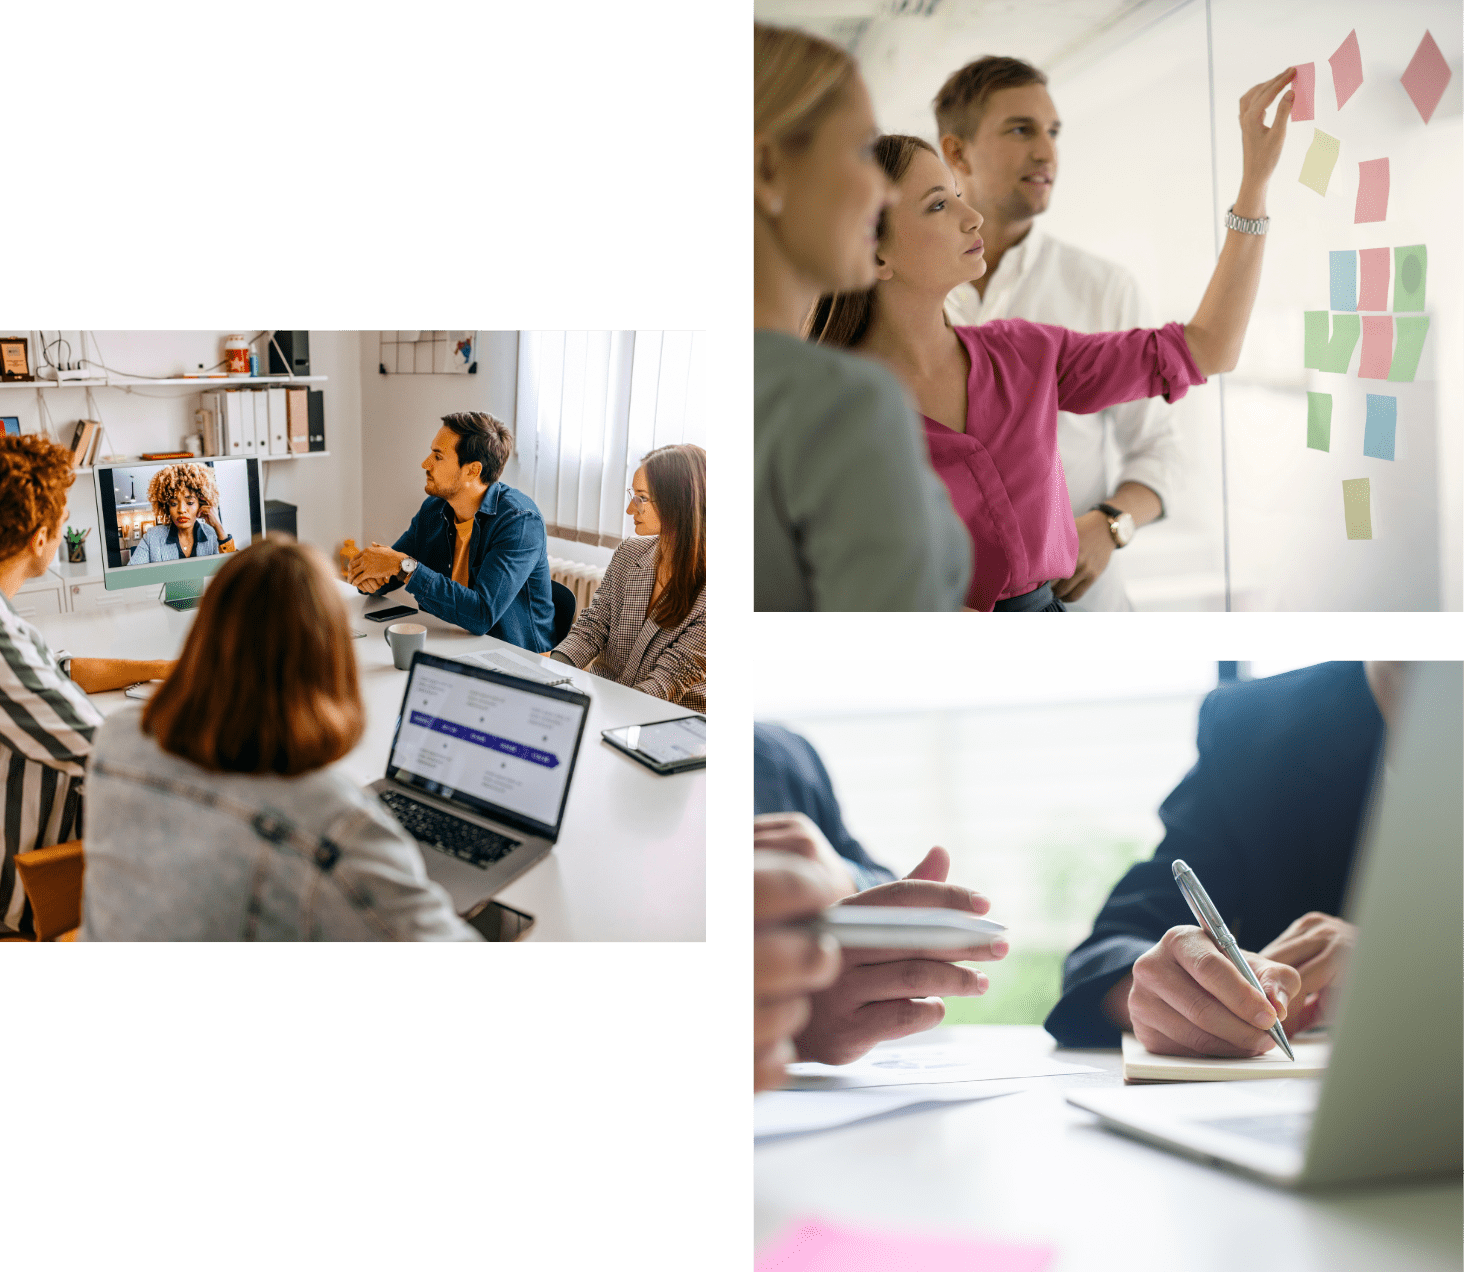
top-left (755, 22), bottom-right (970, 611)
top-left (81, 540), bottom-right (475, 941)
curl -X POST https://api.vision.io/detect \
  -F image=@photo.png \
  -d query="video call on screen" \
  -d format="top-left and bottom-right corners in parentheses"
top-left (99, 459), bottom-right (256, 569)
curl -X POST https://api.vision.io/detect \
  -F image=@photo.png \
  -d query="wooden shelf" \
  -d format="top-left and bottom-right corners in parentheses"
top-left (0, 375), bottom-right (327, 389)
top-left (72, 452), bottom-right (329, 475)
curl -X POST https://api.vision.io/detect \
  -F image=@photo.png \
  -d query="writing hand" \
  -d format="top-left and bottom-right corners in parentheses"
top-left (1259, 911), bottom-right (1355, 1036)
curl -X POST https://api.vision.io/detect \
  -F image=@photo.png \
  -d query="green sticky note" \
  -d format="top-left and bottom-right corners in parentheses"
top-left (1393, 244), bottom-right (1426, 311)
top-left (1306, 392), bottom-right (1332, 450)
top-left (1342, 478), bottom-right (1373, 540)
top-left (1299, 128), bottom-right (1341, 195)
top-left (1388, 315), bottom-right (1430, 381)
top-left (1303, 311), bottom-right (1361, 372)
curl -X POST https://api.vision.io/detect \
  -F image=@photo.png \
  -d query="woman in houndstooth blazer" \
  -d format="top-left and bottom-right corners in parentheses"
top-left (550, 444), bottom-right (705, 712)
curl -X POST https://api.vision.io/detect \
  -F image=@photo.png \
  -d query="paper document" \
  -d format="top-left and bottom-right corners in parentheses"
top-left (458, 648), bottom-right (574, 687)
top-left (786, 1041), bottom-right (1096, 1090)
top-left (1121, 1032), bottom-right (1330, 1083)
top-left (755, 1081), bottom-right (1024, 1142)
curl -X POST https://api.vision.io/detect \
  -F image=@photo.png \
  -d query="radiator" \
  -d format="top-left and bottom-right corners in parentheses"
top-left (549, 557), bottom-right (605, 617)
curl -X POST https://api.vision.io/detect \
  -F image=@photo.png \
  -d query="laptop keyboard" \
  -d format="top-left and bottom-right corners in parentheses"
top-left (379, 789), bottom-right (520, 869)
top-left (1197, 1111), bottom-right (1313, 1148)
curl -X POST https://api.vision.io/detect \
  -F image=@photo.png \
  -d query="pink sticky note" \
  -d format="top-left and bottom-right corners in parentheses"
top-left (1329, 29), bottom-right (1364, 109)
top-left (1359, 316), bottom-right (1394, 379)
top-left (755, 1219), bottom-right (1055, 1272)
top-left (1354, 157), bottom-right (1389, 223)
top-left (1358, 247), bottom-right (1391, 309)
top-left (1291, 62), bottom-right (1315, 120)
top-left (1401, 30), bottom-right (1452, 123)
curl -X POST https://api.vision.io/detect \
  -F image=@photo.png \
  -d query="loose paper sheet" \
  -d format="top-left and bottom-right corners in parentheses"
top-left (1358, 246), bottom-right (1390, 310)
top-left (1354, 157), bottom-right (1389, 223)
top-left (786, 1042), bottom-right (1095, 1089)
top-left (1401, 30), bottom-right (1452, 123)
top-left (755, 1219), bottom-right (1055, 1272)
top-left (1393, 244), bottom-right (1427, 311)
top-left (754, 1081), bottom-right (1023, 1142)
top-left (1298, 128), bottom-right (1341, 195)
top-left (1291, 61), bottom-right (1316, 121)
top-left (1306, 391), bottom-right (1332, 451)
top-left (1303, 311), bottom-right (1360, 372)
top-left (1358, 315), bottom-right (1394, 379)
top-left (1363, 394), bottom-right (1397, 460)
top-left (1328, 250), bottom-right (1356, 310)
top-left (1329, 29), bottom-right (1364, 109)
top-left (1388, 315), bottom-right (1430, 382)
top-left (1342, 477), bottom-right (1373, 539)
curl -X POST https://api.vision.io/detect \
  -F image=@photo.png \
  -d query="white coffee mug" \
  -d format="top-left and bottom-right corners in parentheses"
top-left (385, 622), bottom-right (427, 670)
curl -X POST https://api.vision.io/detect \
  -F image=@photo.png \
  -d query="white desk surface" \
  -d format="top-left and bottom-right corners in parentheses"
top-left (756, 1026), bottom-right (1462, 1272)
top-left (36, 584), bottom-right (705, 942)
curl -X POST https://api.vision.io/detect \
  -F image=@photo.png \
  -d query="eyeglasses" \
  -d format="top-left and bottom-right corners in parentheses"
top-left (626, 489), bottom-right (655, 508)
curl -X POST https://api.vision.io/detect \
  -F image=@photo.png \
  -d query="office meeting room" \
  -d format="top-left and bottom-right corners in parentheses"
top-left (1, 330), bottom-right (706, 942)
top-left (754, 0), bottom-right (1460, 612)
top-left (753, 651), bottom-right (1462, 1271)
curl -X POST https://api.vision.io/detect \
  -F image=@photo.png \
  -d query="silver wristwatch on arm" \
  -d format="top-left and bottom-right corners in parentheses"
top-left (1094, 503), bottom-right (1135, 548)
top-left (1224, 205), bottom-right (1269, 235)
top-left (400, 556), bottom-right (418, 578)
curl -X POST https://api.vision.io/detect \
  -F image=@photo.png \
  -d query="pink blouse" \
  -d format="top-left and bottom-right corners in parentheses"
top-left (922, 320), bottom-right (1206, 610)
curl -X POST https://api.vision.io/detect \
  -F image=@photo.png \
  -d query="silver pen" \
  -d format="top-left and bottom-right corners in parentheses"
top-left (800, 905), bottom-right (1007, 949)
top-left (1171, 859), bottom-right (1295, 1060)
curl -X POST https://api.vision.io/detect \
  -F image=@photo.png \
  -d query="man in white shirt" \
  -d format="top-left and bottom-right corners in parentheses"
top-left (935, 56), bottom-right (1179, 611)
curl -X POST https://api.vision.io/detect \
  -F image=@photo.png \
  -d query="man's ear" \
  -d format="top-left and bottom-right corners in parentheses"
top-left (941, 132), bottom-right (973, 179)
top-left (754, 134), bottom-right (786, 218)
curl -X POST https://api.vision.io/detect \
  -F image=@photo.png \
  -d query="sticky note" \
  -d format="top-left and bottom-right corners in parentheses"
top-left (1327, 251), bottom-right (1356, 310)
top-left (1363, 395), bottom-right (1396, 460)
top-left (1307, 392), bottom-right (1332, 451)
top-left (1388, 316), bottom-right (1430, 381)
top-left (1401, 30), bottom-right (1452, 123)
top-left (1358, 247), bottom-right (1390, 310)
top-left (1291, 62), bottom-right (1316, 121)
top-left (1298, 129), bottom-right (1341, 195)
top-left (1393, 244), bottom-right (1426, 311)
top-left (1342, 478), bottom-right (1373, 539)
top-left (1354, 158), bottom-right (1389, 223)
top-left (755, 1219), bottom-right (1056, 1272)
top-left (1359, 316), bottom-right (1394, 379)
top-left (1329, 30), bottom-right (1364, 109)
top-left (1303, 311), bottom-right (1360, 372)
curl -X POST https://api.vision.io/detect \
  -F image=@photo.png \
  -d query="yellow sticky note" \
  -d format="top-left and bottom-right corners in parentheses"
top-left (1342, 477), bottom-right (1373, 540)
top-left (1299, 129), bottom-right (1341, 196)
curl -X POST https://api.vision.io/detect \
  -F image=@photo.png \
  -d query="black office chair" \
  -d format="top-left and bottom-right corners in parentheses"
top-left (550, 580), bottom-right (577, 646)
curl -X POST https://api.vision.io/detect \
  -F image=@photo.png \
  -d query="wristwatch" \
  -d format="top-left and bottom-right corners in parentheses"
top-left (1095, 502), bottom-right (1135, 548)
top-left (400, 556), bottom-right (418, 577)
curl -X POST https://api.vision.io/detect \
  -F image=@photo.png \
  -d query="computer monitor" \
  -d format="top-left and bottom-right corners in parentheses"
top-left (93, 457), bottom-right (263, 608)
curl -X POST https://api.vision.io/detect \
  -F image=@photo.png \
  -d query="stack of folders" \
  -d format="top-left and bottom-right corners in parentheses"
top-left (199, 388), bottom-right (323, 457)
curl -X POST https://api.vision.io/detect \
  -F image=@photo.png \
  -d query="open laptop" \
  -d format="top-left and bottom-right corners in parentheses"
top-left (1067, 661), bottom-right (1463, 1188)
top-left (368, 650), bottom-right (592, 909)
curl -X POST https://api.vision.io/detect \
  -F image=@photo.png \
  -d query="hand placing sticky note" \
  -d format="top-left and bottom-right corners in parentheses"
top-left (1328, 251), bottom-right (1356, 310)
top-left (1307, 392), bottom-right (1332, 451)
top-left (1354, 158), bottom-right (1389, 223)
top-left (1291, 62), bottom-right (1316, 121)
top-left (1358, 247), bottom-right (1390, 310)
top-left (1299, 129), bottom-right (1341, 195)
top-left (1329, 29), bottom-right (1364, 109)
top-left (755, 1219), bottom-right (1056, 1272)
top-left (1394, 244), bottom-right (1426, 311)
top-left (1401, 30), bottom-right (1452, 123)
top-left (1342, 477), bottom-right (1373, 540)
top-left (1363, 394), bottom-right (1396, 460)
top-left (1303, 311), bottom-right (1360, 372)
top-left (1389, 316), bottom-right (1430, 382)
top-left (1359, 316), bottom-right (1394, 379)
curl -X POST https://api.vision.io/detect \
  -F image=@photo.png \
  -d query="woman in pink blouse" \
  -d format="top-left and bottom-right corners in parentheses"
top-left (812, 68), bottom-right (1296, 611)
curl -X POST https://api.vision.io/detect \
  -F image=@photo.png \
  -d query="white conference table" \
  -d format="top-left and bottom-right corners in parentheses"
top-left (755, 1026), bottom-right (1462, 1272)
top-left (37, 584), bottom-right (705, 941)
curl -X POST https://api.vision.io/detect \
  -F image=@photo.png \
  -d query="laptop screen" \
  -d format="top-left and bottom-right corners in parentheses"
top-left (388, 655), bottom-right (589, 837)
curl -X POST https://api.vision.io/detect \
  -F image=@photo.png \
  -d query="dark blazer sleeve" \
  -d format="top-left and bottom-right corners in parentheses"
top-left (1043, 662), bottom-right (1383, 1049)
top-left (753, 723), bottom-right (895, 890)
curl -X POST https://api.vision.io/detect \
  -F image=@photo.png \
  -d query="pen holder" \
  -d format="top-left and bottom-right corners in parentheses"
top-left (67, 541), bottom-right (86, 564)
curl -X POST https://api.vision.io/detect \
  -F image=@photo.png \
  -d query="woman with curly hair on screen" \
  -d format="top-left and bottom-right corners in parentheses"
top-left (128, 462), bottom-right (237, 564)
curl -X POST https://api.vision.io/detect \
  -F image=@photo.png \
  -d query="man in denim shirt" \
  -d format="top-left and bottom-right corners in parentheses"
top-left (347, 412), bottom-right (555, 649)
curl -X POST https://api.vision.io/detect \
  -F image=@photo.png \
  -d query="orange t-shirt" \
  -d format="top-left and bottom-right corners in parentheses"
top-left (452, 518), bottom-right (474, 585)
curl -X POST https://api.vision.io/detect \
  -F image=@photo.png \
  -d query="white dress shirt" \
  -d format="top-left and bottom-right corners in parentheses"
top-left (945, 223), bottom-right (1179, 611)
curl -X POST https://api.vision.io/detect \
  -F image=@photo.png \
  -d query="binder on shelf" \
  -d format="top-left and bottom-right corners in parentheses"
top-left (223, 391), bottom-right (246, 456)
top-left (67, 419), bottom-right (99, 468)
top-left (307, 388), bottom-right (325, 451)
top-left (266, 387), bottom-right (288, 455)
top-left (286, 387), bottom-right (309, 453)
top-left (251, 390), bottom-right (269, 456)
top-left (198, 397), bottom-right (222, 456)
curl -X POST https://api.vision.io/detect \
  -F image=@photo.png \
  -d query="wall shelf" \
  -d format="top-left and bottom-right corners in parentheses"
top-left (71, 452), bottom-right (330, 476)
top-left (0, 375), bottom-right (327, 390)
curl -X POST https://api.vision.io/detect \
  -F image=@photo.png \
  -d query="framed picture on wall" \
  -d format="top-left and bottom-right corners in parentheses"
top-left (1, 416), bottom-right (18, 436)
top-left (0, 337), bottom-right (31, 381)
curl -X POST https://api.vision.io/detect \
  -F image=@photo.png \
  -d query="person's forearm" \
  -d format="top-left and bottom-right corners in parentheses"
top-left (1101, 973), bottom-right (1135, 1030)
top-left (1106, 481), bottom-right (1163, 528)
top-left (1184, 180), bottom-right (1267, 375)
top-left (70, 658), bottom-right (175, 694)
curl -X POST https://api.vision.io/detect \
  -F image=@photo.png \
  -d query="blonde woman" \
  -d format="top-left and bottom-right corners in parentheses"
top-left (129, 462), bottom-right (236, 563)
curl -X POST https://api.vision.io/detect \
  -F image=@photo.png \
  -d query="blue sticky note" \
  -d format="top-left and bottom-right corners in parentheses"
top-left (1329, 250), bottom-right (1357, 311)
top-left (1363, 394), bottom-right (1396, 460)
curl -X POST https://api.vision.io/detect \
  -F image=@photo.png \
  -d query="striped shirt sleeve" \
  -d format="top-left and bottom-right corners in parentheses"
top-left (0, 596), bottom-right (102, 776)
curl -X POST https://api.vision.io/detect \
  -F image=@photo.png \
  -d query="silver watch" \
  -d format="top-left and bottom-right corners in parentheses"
top-left (401, 556), bottom-right (418, 577)
top-left (1224, 205), bottom-right (1269, 235)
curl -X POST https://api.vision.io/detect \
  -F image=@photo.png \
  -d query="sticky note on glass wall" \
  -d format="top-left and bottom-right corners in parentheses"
top-left (1393, 245), bottom-right (1426, 311)
top-left (1328, 251), bottom-right (1356, 310)
top-left (1359, 316), bottom-right (1394, 379)
top-left (1354, 158), bottom-right (1389, 223)
top-left (1342, 477), bottom-right (1373, 539)
top-left (1303, 311), bottom-right (1360, 372)
top-left (1358, 247), bottom-right (1390, 310)
top-left (1299, 129), bottom-right (1341, 195)
top-left (1306, 392), bottom-right (1332, 451)
top-left (1363, 395), bottom-right (1396, 460)
top-left (1330, 30), bottom-right (1364, 109)
top-left (1388, 316), bottom-right (1430, 382)
top-left (1401, 30), bottom-right (1452, 123)
top-left (1291, 62), bottom-right (1316, 121)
